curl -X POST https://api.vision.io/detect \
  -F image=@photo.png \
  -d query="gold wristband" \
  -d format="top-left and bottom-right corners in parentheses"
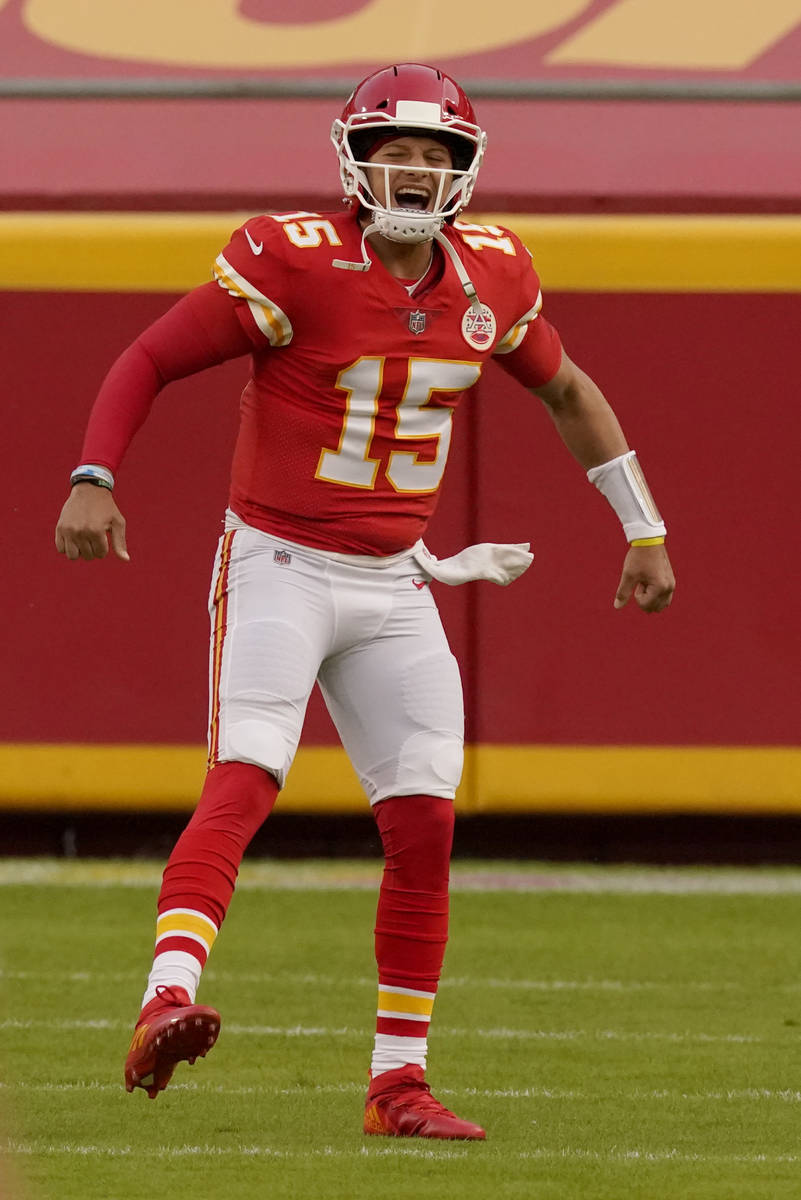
top-left (630, 536), bottom-right (665, 547)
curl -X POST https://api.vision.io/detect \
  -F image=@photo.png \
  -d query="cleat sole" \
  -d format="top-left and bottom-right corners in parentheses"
top-left (124, 1003), bottom-right (221, 1099)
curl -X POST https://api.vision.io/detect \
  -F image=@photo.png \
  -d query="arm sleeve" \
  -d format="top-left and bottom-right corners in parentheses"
top-left (489, 241), bottom-right (563, 388)
top-left (79, 281), bottom-right (253, 473)
top-left (494, 313), bottom-right (563, 389)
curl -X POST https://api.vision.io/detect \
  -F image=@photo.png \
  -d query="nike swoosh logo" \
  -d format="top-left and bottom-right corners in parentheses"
top-left (412, 578), bottom-right (428, 590)
top-left (244, 227), bottom-right (263, 255)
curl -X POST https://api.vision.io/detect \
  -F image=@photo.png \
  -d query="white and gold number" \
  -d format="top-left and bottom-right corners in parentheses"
top-left (317, 358), bottom-right (383, 489)
top-left (387, 360), bottom-right (481, 492)
top-left (453, 221), bottom-right (516, 255)
top-left (317, 358), bottom-right (482, 493)
top-left (284, 219), bottom-right (342, 249)
top-left (269, 212), bottom-right (342, 249)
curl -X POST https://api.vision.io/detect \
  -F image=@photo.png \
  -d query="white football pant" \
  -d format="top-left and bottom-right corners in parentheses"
top-left (207, 517), bottom-right (464, 804)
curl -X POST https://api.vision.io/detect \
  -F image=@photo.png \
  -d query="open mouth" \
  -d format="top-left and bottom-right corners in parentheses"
top-left (392, 186), bottom-right (432, 212)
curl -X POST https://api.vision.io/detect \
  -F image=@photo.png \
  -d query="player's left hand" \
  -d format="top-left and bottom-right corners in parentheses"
top-left (614, 544), bottom-right (675, 613)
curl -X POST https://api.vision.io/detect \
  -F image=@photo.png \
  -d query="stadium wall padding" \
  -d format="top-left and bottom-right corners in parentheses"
top-left (3, 214), bottom-right (800, 813)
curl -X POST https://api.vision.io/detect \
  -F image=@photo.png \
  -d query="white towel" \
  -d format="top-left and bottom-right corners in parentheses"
top-left (413, 541), bottom-right (533, 587)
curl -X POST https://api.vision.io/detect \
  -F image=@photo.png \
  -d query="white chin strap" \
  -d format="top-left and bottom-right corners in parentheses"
top-left (333, 223), bottom-right (483, 316)
top-left (373, 208), bottom-right (442, 243)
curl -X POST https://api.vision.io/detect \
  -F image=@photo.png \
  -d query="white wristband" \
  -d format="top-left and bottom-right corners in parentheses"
top-left (70, 463), bottom-right (115, 490)
top-left (587, 451), bottom-right (666, 542)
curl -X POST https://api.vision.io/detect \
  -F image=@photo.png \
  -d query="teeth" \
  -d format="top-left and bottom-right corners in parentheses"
top-left (394, 187), bottom-right (430, 211)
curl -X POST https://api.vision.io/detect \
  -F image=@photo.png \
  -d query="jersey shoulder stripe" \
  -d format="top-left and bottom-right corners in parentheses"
top-left (495, 291), bottom-right (544, 355)
top-left (213, 253), bottom-right (293, 347)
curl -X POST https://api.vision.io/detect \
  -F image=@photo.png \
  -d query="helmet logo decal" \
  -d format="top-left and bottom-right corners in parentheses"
top-left (461, 304), bottom-right (496, 350)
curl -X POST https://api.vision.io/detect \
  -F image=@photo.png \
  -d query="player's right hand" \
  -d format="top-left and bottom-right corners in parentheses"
top-left (55, 483), bottom-right (130, 562)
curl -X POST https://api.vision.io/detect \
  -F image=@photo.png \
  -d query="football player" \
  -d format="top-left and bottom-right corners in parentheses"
top-left (55, 63), bottom-right (674, 1139)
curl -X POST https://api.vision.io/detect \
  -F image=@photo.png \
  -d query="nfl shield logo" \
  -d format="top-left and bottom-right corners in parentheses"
top-left (408, 309), bottom-right (427, 335)
top-left (273, 549), bottom-right (292, 565)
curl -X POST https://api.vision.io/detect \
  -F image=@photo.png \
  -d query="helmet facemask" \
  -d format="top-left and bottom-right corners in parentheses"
top-left (332, 104), bottom-right (486, 244)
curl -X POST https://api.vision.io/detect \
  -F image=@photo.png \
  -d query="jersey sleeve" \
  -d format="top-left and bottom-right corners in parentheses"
top-left (79, 282), bottom-right (253, 473)
top-left (212, 217), bottom-right (295, 349)
top-left (492, 238), bottom-right (563, 388)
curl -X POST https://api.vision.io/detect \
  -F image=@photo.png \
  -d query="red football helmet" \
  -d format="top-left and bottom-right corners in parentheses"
top-left (331, 63), bottom-right (487, 243)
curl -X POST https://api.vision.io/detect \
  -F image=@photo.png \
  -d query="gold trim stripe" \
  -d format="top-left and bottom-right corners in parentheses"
top-left (1, 744), bottom-right (800, 814)
top-left (207, 531), bottom-right (235, 769)
top-left (213, 254), bottom-right (292, 346)
top-left (2, 214), bottom-right (801, 293)
top-left (377, 989), bottom-right (435, 1017)
top-left (493, 323), bottom-right (526, 354)
top-left (495, 292), bottom-right (543, 355)
top-left (157, 910), bottom-right (218, 946)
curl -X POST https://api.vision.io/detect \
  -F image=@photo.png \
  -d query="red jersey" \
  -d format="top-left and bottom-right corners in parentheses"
top-left (213, 209), bottom-right (562, 555)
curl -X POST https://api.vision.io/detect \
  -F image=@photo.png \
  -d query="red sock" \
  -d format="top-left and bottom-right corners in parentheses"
top-left (371, 794), bottom-right (454, 1073)
top-left (142, 761), bottom-right (278, 1005)
top-left (159, 761), bottom-right (278, 924)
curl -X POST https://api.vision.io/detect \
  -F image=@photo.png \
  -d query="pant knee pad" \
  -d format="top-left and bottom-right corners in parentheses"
top-left (218, 718), bottom-right (291, 787)
top-left (367, 731), bottom-right (464, 804)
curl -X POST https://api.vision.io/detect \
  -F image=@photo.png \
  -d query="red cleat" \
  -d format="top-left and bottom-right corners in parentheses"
top-left (363, 1065), bottom-right (486, 1140)
top-left (124, 985), bottom-right (220, 1099)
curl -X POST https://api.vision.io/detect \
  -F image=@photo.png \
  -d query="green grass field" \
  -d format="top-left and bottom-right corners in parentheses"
top-left (2, 859), bottom-right (801, 1199)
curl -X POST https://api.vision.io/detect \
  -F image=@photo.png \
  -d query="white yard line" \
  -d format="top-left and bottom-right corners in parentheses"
top-left (0, 1017), bottom-right (761, 1044)
top-left (0, 967), bottom-right (762, 993)
top-left (1, 1139), bottom-right (799, 1165)
top-left (520, 1147), bottom-right (801, 1165)
top-left (2, 1079), bottom-right (801, 1103)
top-left (1, 1139), bottom-right (470, 1161)
top-left (3, 859), bottom-right (801, 894)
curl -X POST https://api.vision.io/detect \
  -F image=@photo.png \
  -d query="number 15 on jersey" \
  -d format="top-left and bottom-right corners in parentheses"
top-left (316, 357), bottom-right (482, 495)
